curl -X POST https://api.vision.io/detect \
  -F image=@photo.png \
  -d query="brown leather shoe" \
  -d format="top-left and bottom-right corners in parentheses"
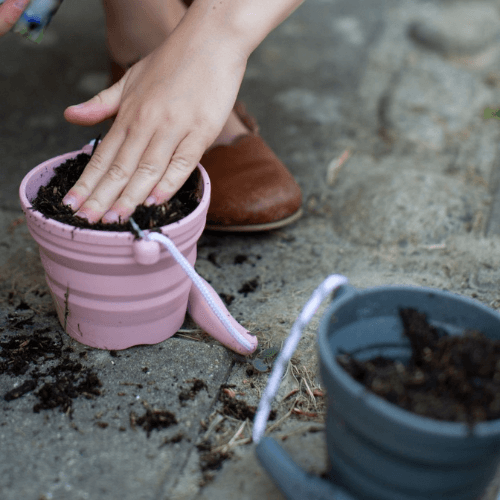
top-left (202, 101), bottom-right (302, 232)
top-left (108, 59), bottom-right (303, 232)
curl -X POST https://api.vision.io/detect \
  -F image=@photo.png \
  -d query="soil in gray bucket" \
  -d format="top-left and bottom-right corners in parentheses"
top-left (337, 308), bottom-right (500, 427)
top-left (31, 136), bottom-right (201, 232)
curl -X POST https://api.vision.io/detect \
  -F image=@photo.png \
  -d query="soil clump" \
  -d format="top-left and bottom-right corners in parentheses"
top-left (238, 277), bottom-right (260, 296)
top-left (31, 144), bottom-right (201, 232)
top-left (179, 378), bottom-right (208, 404)
top-left (219, 385), bottom-right (276, 421)
top-left (337, 308), bottom-right (500, 427)
top-left (0, 328), bottom-right (102, 414)
top-left (131, 408), bottom-right (178, 437)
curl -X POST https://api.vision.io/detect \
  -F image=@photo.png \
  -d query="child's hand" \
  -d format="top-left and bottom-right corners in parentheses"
top-left (63, 22), bottom-right (247, 224)
top-left (0, 0), bottom-right (31, 36)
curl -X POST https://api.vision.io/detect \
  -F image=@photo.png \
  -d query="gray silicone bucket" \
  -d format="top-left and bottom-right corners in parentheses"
top-left (256, 284), bottom-right (500, 500)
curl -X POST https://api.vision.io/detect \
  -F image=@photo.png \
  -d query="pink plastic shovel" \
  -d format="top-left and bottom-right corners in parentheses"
top-left (19, 143), bottom-right (258, 355)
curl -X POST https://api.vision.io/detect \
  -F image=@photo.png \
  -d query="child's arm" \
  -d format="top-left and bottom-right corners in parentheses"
top-left (62, 0), bottom-right (305, 224)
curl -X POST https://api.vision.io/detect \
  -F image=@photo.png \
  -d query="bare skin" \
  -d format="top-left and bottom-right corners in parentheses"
top-left (102, 0), bottom-right (250, 152)
top-left (64, 12), bottom-right (248, 223)
top-left (3, 0), bottom-right (305, 224)
top-left (0, 0), bottom-right (31, 36)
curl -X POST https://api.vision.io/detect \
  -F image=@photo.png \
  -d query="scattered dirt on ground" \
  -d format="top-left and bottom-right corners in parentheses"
top-left (219, 293), bottom-right (235, 306)
top-left (233, 253), bottom-right (261, 265)
top-left (34, 368), bottom-right (102, 414)
top-left (179, 378), bottom-right (208, 404)
top-left (160, 432), bottom-right (185, 448)
top-left (197, 449), bottom-right (234, 487)
top-left (3, 379), bottom-right (37, 401)
top-left (199, 450), bottom-right (232, 472)
top-left (31, 144), bottom-right (201, 232)
top-left (233, 254), bottom-right (248, 265)
top-left (219, 384), bottom-right (276, 421)
top-left (206, 252), bottom-right (220, 267)
top-left (337, 308), bottom-right (500, 427)
top-left (0, 329), bottom-right (102, 415)
top-left (0, 326), bottom-right (58, 376)
top-left (197, 438), bottom-right (233, 484)
top-left (130, 408), bottom-right (178, 437)
top-left (238, 277), bottom-right (260, 296)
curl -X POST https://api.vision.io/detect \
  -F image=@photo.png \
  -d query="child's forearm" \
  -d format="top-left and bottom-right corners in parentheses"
top-left (181, 0), bottom-right (305, 58)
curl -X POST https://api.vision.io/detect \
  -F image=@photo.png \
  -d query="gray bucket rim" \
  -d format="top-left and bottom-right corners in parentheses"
top-left (318, 283), bottom-right (500, 439)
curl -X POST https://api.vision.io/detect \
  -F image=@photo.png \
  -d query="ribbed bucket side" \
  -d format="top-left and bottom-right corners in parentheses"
top-left (40, 242), bottom-right (197, 350)
top-left (20, 149), bottom-right (210, 350)
top-left (322, 395), bottom-right (500, 500)
top-left (318, 286), bottom-right (500, 500)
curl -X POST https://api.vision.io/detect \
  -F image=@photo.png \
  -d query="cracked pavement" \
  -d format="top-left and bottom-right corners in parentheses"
top-left (1, 0), bottom-right (500, 498)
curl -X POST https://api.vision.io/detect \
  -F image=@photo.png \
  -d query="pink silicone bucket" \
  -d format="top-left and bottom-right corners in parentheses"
top-left (19, 145), bottom-right (210, 350)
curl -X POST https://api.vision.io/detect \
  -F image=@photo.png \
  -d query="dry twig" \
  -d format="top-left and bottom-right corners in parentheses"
top-left (326, 149), bottom-right (351, 186)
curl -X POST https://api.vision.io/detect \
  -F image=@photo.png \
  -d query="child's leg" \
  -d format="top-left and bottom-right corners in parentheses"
top-left (102, 0), bottom-right (250, 146)
top-left (103, 0), bottom-right (183, 67)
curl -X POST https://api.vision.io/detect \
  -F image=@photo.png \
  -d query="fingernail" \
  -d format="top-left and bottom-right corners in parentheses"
top-left (62, 195), bottom-right (77, 209)
top-left (144, 196), bottom-right (156, 207)
top-left (75, 211), bottom-right (89, 222)
top-left (69, 102), bottom-right (87, 109)
top-left (102, 211), bottom-right (120, 224)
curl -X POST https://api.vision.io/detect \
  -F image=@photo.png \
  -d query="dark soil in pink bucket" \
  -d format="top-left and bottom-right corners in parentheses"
top-left (31, 142), bottom-right (201, 232)
top-left (337, 308), bottom-right (500, 427)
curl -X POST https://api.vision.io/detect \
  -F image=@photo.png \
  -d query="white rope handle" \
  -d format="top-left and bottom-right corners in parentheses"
top-left (129, 219), bottom-right (254, 352)
top-left (252, 274), bottom-right (349, 444)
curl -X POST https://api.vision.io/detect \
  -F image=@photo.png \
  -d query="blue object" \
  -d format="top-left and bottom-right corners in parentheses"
top-left (0, 0), bottom-right (64, 43)
top-left (256, 283), bottom-right (500, 500)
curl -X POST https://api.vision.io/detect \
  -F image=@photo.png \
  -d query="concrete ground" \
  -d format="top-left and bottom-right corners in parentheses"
top-left (2, 0), bottom-right (500, 498)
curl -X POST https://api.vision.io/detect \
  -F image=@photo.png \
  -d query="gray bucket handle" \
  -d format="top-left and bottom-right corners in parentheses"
top-left (253, 275), bottom-right (357, 500)
top-left (256, 436), bottom-right (357, 500)
top-left (332, 283), bottom-right (358, 303)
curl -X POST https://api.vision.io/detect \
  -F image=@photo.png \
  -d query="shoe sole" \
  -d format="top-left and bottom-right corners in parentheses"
top-left (204, 207), bottom-right (303, 233)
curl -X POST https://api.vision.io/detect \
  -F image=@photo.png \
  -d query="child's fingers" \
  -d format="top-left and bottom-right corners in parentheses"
top-left (98, 130), bottom-right (190, 224)
top-left (64, 78), bottom-right (125, 126)
top-left (146, 132), bottom-right (208, 206)
top-left (62, 127), bottom-right (128, 214)
top-left (72, 128), bottom-right (153, 223)
top-left (75, 130), bottom-right (207, 225)
top-left (0, 0), bottom-right (31, 36)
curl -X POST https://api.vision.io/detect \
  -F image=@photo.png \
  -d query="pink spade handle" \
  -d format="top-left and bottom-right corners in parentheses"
top-left (188, 276), bottom-right (258, 355)
top-left (130, 220), bottom-right (258, 356)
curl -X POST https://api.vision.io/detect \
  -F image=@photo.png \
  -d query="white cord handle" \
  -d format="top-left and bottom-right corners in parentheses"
top-left (252, 274), bottom-right (349, 444)
top-left (129, 219), bottom-right (254, 352)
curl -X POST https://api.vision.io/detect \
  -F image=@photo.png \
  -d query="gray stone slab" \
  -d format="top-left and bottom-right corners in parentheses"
top-left (0, 330), bottom-right (231, 500)
top-left (195, 429), bottom-right (327, 500)
top-left (408, 1), bottom-right (500, 57)
top-left (389, 54), bottom-right (493, 150)
top-left (3, 0), bottom-right (500, 498)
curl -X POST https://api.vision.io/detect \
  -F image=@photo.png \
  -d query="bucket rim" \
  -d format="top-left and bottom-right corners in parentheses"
top-left (19, 147), bottom-right (211, 243)
top-left (318, 284), bottom-right (500, 438)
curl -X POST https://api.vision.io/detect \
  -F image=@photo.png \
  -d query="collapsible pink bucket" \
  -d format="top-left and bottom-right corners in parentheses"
top-left (19, 144), bottom-right (257, 354)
